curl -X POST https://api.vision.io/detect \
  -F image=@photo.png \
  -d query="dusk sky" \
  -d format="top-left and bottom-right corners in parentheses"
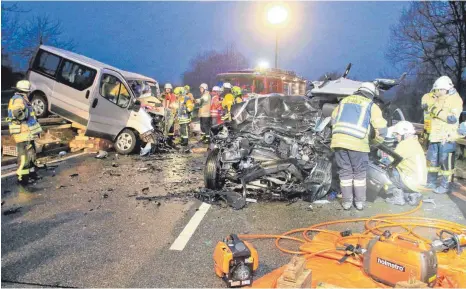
top-left (8, 1), bottom-right (409, 84)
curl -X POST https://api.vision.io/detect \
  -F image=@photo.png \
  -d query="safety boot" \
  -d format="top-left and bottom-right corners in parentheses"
top-left (341, 202), bottom-right (352, 210)
top-left (385, 188), bottom-right (406, 206)
top-left (425, 183), bottom-right (437, 190)
top-left (354, 202), bottom-right (365, 210)
top-left (434, 185), bottom-right (450, 194)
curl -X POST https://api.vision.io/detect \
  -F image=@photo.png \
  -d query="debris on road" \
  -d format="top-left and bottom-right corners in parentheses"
top-left (3, 207), bottom-right (22, 216)
top-left (141, 187), bottom-right (150, 194)
top-left (56, 185), bottom-right (67, 189)
top-left (58, 151), bottom-right (67, 157)
top-left (95, 150), bottom-right (108, 159)
top-left (246, 198), bottom-right (257, 203)
top-left (195, 188), bottom-right (246, 210)
top-left (313, 200), bottom-right (331, 204)
top-left (111, 162), bottom-right (119, 167)
top-left (140, 143), bottom-right (152, 156)
top-left (69, 173), bottom-right (79, 178)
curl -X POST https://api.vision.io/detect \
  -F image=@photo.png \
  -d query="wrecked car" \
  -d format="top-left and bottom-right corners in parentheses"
top-left (306, 63), bottom-right (407, 125)
top-left (204, 94), bottom-right (334, 202)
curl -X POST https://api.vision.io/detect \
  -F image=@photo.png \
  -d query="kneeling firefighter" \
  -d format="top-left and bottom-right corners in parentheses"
top-left (331, 82), bottom-right (388, 211)
top-left (7, 80), bottom-right (43, 184)
top-left (174, 87), bottom-right (194, 152)
top-left (424, 76), bottom-right (463, 194)
top-left (385, 121), bottom-right (427, 206)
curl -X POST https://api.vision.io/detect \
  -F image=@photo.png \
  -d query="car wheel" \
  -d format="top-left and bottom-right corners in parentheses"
top-left (31, 94), bottom-right (49, 118)
top-left (115, 129), bottom-right (139, 155)
top-left (204, 148), bottom-right (225, 189)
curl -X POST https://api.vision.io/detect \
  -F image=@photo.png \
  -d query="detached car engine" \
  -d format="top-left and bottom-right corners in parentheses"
top-left (204, 95), bottom-right (334, 202)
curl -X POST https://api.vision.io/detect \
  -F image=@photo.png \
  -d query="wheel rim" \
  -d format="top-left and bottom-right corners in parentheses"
top-left (32, 99), bottom-right (45, 115)
top-left (116, 133), bottom-right (133, 151)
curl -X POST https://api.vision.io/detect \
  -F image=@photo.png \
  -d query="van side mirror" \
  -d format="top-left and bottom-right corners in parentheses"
top-left (131, 99), bottom-right (141, 112)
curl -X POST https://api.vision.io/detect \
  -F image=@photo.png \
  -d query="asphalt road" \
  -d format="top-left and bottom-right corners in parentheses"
top-left (2, 151), bottom-right (466, 288)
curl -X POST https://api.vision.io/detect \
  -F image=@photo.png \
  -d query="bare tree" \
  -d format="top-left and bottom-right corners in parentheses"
top-left (182, 44), bottom-right (249, 94)
top-left (387, 1), bottom-right (466, 96)
top-left (13, 15), bottom-right (76, 59)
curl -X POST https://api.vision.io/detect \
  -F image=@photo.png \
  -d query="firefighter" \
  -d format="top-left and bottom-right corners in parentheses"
top-left (184, 85), bottom-right (195, 103)
top-left (7, 80), bottom-right (43, 185)
top-left (331, 82), bottom-right (388, 210)
top-left (162, 83), bottom-right (178, 147)
top-left (174, 86), bottom-right (194, 153)
top-left (424, 76), bottom-right (463, 194)
top-left (385, 121), bottom-right (427, 206)
top-left (232, 86), bottom-right (243, 104)
top-left (210, 86), bottom-right (223, 126)
top-left (421, 91), bottom-right (436, 146)
top-left (221, 82), bottom-right (235, 122)
top-left (196, 83), bottom-right (211, 143)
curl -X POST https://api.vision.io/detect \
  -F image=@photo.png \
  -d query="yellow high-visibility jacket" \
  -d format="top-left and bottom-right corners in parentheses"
top-left (391, 137), bottom-right (427, 192)
top-left (421, 92), bottom-right (435, 134)
top-left (7, 94), bottom-right (42, 143)
top-left (221, 93), bottom-right (235, 121)
top-left (429, 92), bottom-right (463, 143)
top-left (331, 94), bottom-right (387, 152)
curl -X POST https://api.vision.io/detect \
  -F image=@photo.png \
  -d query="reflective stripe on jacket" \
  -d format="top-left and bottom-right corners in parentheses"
top-left (429, 91), bottom-right (463, 143)
top-left (331, 94), bottom-right (387, 152)
top-left (177, 95), bottom-right (194, 124)
top-left (333, 95), bottom-right (373, 139)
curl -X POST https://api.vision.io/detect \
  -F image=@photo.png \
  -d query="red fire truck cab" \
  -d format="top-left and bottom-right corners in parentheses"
top-left (216, 68), bottom-right (307, 96)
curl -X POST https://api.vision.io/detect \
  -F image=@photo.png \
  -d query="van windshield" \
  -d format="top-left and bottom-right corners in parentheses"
top-left (127, 80), bottom-right (160, 98)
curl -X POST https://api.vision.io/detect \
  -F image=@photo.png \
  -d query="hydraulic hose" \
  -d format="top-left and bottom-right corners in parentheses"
top-left (237, 201), bottom-right (466, 285)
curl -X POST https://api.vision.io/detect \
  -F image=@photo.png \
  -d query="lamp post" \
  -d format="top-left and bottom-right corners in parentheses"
top-left (267, 5), bottom-right (288, 69)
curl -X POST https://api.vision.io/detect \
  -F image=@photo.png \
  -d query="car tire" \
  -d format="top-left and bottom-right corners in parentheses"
top-left (204, 148), bottom-right (225, 190)
top-left (31, 93), bottom-right (49, 118)
top-left (114, 129), bottom-right (140, 155)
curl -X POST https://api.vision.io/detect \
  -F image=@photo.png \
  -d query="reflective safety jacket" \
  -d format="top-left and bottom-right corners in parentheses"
top-left (429, 91), bottom-right (463, 143)
top-left (177, 95), bottom-right (194, 125)
top-left (221, 93), bottom-right (235, 121)
top-left (7, 93), bottom-right (42, 143)
top-left (331, 94), bottom-right (387, 152)
top-left (210, 94), bottom-right (223, 124)
top-left (391, 137), bottom-right (427, 192)
top-left (421, 92), bottom-right (435, 134)
top-left (197, 91), bottom-right (211, 118)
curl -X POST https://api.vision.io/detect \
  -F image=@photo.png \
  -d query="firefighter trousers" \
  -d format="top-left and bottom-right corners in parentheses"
top-left (334, 149), bottom-right (369, 203)
top-left (16, 141), bottom-right (37, 181)
top-left (427, 141), bottom-right (456, 188)
top-left (200, 117), bottom-right (211, 141)
top-left (179, 122), bottom-right (190, 147)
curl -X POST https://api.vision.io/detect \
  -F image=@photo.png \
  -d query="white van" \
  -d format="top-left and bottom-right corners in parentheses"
top-left (27, 45), bottom-right (157, 154)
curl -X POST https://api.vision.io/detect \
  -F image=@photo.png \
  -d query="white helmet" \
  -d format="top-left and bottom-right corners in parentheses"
top-left (392, 121), bottom-right (416, 136)
top-left (164, 83), bottom-right (173, 89)
top-left (223, 82), bottom-right (232, 89)
top-left (357, 82), bottom-right (378, 99)
top-left (199, 83), bottom-right (208, 90)
top-left (432, 76), bottom-right (453, 91)
top-left (15, 80), bottom-right (32, 92)
top-left (212, 86), bottom-right (221, 92)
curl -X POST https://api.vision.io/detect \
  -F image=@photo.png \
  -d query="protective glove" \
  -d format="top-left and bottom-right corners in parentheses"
top-left (421, 103), bottom-right (428, 111)
top-left (447, 115), bottom-right (457, 124)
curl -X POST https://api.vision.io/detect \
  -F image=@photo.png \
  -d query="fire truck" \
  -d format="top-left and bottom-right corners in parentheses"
top-left (216, 68), bottom-right (307, 96)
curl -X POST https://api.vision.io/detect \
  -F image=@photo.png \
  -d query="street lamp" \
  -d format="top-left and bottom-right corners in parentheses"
top-left (258, 60), bottom-right (270, 70)
top-left (267, 5), bottom-right (288, 69)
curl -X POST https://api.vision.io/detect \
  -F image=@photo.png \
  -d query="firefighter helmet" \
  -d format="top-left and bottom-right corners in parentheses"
top-left (15, 80), bottom-right (32, 92)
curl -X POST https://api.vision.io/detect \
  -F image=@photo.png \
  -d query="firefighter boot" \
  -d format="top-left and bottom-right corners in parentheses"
top-left (353, 181), bottom-right (366, 211)
top-left (341, 186), bottom-right (353, 210)
top-left (407, 192), bottom-right (422, 206)
top-left (386, 188), bottom-right (406, 206)
top-left (426, 171), bottom-right (438, 190)
top-left (434, 185), bottom-right (450, 194)
top-left (355, 202), bottom-right (365, 211)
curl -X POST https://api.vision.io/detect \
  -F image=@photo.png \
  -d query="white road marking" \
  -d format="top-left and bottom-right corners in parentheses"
top-left (1, 152), bottom-right (90, 178)
top-left (169, 202), bottom-right (211, 251)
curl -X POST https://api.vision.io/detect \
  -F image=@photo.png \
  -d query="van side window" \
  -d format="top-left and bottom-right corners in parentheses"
top-left (58, 60), bottom-right (96, 91)
top-left (100, 74), bottom-right (131, 108)
top-left (33, 50), bottom-right (61, 77)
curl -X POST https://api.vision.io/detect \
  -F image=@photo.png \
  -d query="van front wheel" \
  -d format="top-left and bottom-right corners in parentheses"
top-left (115, 129), bottom-right (139, 155)
top-left (31, 93), bottom-right (49, 118)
